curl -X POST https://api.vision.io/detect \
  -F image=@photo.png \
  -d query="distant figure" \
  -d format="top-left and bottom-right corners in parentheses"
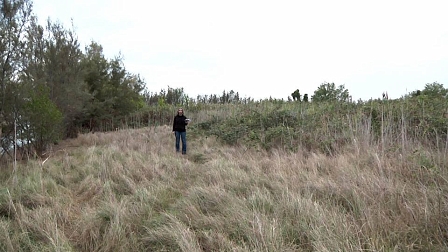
top-left (172, 108), bottom-right (189, 154)
top-left (382, 91), bottom-right (389, 100)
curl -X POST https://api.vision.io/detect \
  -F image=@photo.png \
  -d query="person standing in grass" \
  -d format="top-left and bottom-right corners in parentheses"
top-left (172, 108), bottom-right (190, 154)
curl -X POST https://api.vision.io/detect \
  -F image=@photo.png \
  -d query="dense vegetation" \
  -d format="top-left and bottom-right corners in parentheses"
top-left (192, 82), bottom-right (448, 155)
top-left (0, 120), bottom-right (447, 251)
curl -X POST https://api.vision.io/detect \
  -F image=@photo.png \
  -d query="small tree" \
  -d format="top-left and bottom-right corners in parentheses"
top-left (291, 89), bottom-right (301, 101)
top-left (421, 82), bottom-right (447, 98)
top-left (303, 94), bottom-right (309, 102)
top-left (22, 87), bottom-right (63, 156)
top-left (311, 82), bottom-right (350, 102)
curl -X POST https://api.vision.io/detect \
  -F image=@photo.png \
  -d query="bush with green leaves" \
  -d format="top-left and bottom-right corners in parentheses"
top-left (311, 82), bottom-right (350, 103)
top-left (191, 91), bottom-right (448, 155)
top-left (22, 90), bottom-right (63, 156)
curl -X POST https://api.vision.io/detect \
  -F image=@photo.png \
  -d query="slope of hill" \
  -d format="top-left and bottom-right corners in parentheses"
top-left (1, 125), bottom-right (447, 251)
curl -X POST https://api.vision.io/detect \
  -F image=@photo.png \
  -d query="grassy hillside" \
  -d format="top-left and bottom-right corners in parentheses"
top-left (1, 118), bottom-right (447, 251)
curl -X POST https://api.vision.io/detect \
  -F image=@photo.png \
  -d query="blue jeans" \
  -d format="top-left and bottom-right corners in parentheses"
top-left (175, 131), bottom-right (187, 154)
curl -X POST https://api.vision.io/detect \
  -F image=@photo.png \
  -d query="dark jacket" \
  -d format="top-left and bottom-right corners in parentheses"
top-left (173, 114), bottom-right (188, 132)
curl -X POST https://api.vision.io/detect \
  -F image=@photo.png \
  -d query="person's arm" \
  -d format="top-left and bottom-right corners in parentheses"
top-left (172, 117), bottom-right (176, 132)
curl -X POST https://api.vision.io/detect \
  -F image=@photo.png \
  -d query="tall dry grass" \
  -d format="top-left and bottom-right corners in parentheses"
top-left (0, 124), bottom-right (447, 251)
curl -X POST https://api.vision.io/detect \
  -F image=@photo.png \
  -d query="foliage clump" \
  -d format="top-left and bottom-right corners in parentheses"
top-left (191, 83), bottom-right (448, 156)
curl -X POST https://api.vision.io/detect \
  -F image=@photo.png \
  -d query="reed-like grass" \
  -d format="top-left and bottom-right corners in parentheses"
top-left (1, 120), bottom-right (447, 251)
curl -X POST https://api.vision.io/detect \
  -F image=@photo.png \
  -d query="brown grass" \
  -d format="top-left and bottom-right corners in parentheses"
top-left (0, 125), bottom-right (447, 251)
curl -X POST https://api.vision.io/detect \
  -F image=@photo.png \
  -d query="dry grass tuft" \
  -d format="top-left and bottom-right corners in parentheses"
top-left (0, 125), bottom-right (447, 251)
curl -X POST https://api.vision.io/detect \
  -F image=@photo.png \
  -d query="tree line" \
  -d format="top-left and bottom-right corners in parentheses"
top-left (144, 87), bottom-right (254, 106)
top-left (1, 0), bottom-right (146, 158)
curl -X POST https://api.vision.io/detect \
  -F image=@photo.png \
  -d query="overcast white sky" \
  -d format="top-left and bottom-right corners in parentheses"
top-left (33, 0), bottom-right (448, 101)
